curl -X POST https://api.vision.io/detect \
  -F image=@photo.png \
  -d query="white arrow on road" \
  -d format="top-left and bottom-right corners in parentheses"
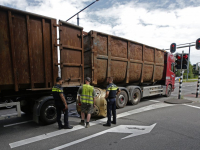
top-left (51, 123), bottom-right (156, 150)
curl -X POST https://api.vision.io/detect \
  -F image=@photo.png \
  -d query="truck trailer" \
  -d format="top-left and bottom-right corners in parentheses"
top-left (0, 6), bottom-right (175, 124)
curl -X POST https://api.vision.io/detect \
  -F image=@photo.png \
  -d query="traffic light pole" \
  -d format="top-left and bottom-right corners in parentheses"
top-left (186, 45), bottom-right (190, 81)
top-left (178, 51), bottom-right (184, 99)
top-left (196, 62), bottom-right (200, 98)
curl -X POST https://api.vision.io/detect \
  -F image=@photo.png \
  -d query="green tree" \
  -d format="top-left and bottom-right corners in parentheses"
top-left (183, 61), bottom-right (195, 79)
top-left (175, 69), bottom-right (180, 77)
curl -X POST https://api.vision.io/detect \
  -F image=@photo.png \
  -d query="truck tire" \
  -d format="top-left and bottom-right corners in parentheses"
top-left (40, 100), bottom-right (57, 124)
top-left (116, 91), bottom-right (128, 108)
top-left (129, 89), bottom-right (141, 105)
top-left (166, 85), bottom-right (172, 97)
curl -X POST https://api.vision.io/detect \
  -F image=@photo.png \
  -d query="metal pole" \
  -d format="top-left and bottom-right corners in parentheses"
top-left (178, 70), bottom-right (184, 99)
top-left (66, 0), bottom-right (99, 22)
top-left (77, 13), bottom-right (79, 26)
top-left (181, 51), bottom-right (183, 74)
top-left (187, 45), bottom-right (190, 81)
top-left (196, 63), bottom-right (200, 98)
top-left (164, 44), bottom-right (195, 50)
top-left (178, 51), bottom-right (184, 99)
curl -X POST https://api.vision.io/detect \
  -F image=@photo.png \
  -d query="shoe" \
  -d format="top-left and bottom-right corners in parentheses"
top-left (63, 125), bottom-right (73, 129)
top-left (103, 123), bottom-right (111, 127)
top-left (58, 125), bottom-right (64, 130)
top-left (86, 122), bottom-right (90, 128)
top-left (111, 121), bottom-right (116, 124)
top-left (79, 121), bottom-right (85, 126)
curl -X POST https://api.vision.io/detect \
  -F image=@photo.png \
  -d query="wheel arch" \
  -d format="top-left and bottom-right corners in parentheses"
top-left (118, 87), bottom-right (129, 101)
top-left (33, 96), bottom-right (55, 124)
top-left (125, 86), bottom-right (142, 100)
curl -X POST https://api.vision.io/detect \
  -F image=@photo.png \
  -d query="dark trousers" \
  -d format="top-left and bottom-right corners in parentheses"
top-left (107, 98), bottom-right (116, 125)
top-left (56, 103), bottom-right (68, 127)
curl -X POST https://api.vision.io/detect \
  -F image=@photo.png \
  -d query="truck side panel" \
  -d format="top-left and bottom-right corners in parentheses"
top-left (59, 20), bottom-right (84, 87)
top-left (84, 31), bottom-right (164, 86)
top-left (0, 6), bottom-right (58, 91)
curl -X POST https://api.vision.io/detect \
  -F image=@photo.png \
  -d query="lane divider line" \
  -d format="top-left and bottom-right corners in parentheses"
top-left (183, 104), bottom-right (200, 109)
top-left (149, 100), bottom-right (160, 103)
top-left (4, 120), bottom-right (33, 127)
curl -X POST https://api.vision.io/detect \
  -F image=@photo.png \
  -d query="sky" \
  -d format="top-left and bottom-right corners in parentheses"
top-left (0, 0), bottom-right (200, 65)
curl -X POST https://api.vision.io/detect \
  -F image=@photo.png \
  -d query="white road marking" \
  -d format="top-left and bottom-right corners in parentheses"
top-left (9, 103), bottom-right (174, 149)
top-left (183, 104), bottom-right (200, 109)
top-left (149, 100), bottom-right (160, 103)
top-left (51, 124), bottom-right (156, 150)
top-left (184, 85), bottom-right (196, 87)
top-left (1, 112), bottom-right (24, 117)
top-left (4, 120), bottom-right (33, 127)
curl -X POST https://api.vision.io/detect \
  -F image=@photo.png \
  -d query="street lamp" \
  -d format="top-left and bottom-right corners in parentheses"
top-left (66, 0), bottom-right (99, 26)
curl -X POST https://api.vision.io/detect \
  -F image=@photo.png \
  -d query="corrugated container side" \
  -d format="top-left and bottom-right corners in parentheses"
top-left (84, 30), bottom-right (164, 86)
top-left (0, 6), bottom-right (58, 91)
top-left (59, 21), bottom-right (84, 87)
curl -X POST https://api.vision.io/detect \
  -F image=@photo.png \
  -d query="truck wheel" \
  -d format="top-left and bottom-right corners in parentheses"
top-left (116, 91), bottom-right (128, 108)
top-left (40, 100), bottom-right (57, 124)
top-left (166, 85), bottom-right (172, 97)
top-left (129, 89), bottom-right (141, 105)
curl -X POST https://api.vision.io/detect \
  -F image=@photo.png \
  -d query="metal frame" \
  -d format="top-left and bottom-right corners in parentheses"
top-left (0, 102), bottom-right (21, 120)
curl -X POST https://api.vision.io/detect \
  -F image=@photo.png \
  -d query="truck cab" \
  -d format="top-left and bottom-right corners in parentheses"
top-left (164, 52), bottom-right (175, 96)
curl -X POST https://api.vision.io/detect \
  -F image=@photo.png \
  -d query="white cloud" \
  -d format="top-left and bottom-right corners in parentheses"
top-left (81, 1), bottom-right (200, 64)
top-left (0, 0), bottom-right (28, 9)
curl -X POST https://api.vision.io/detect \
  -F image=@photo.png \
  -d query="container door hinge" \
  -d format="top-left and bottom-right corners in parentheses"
top-left (53, 23), bottom-right (62, 27)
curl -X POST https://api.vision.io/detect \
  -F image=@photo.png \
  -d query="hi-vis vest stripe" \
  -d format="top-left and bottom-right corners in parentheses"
top-left (81, 84), bottom-right (94, 104)
top-left (52, 86), bottom-right (63, 92)
top-left (107, 84), bottom-right (118, 91)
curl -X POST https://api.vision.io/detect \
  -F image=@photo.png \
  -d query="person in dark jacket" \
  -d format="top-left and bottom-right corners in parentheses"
top-left (52, 77), bottom-right (73, 130)
top-left (103, 77), bottom-right (120, 127)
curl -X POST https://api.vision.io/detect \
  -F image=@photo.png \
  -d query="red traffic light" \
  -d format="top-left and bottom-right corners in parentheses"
top-left (196, 38), bottom-right (200, 50)
top-left (176, 55), bottom-right (181, 60)
top-left (170, 43), bottom-right (176, 53)
top-left (183, 54), bottom-right (188, 59)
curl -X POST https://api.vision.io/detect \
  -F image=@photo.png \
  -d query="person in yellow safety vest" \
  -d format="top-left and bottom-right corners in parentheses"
top-left (78, 77), bottom-right (96, 128)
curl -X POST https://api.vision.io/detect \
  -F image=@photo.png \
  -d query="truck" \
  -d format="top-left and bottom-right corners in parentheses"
top-left (0, 6), bottom-right (175, 124)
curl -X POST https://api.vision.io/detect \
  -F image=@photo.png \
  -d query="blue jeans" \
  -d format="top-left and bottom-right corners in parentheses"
top-left (107, 98), bottom-right (116, 125)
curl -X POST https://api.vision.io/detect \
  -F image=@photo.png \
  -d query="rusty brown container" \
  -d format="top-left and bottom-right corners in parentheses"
top-left (84, 30), bottom-right (164, 86)
top-left (58, 20), bottom-right (84, 87)
top-left (0, 6), bottom-right (58, 91)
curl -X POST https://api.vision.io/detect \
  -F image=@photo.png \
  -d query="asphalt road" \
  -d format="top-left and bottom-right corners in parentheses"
top-left (0, 82), bottom-right (200, 150)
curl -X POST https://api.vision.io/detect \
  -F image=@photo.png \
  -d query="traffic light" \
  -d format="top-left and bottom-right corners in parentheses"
top-left (175, 54), bottom-right (182, 69)
top-left (182, 53), bottom-right (188, 69)
top-left (170, 43), bottom-right (176, 53)
top-left (196, 38), bottom-right (200, 50)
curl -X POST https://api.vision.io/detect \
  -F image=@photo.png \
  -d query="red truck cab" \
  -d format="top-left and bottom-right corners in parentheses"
top-left (163, 52), bottom-right (175, 96)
